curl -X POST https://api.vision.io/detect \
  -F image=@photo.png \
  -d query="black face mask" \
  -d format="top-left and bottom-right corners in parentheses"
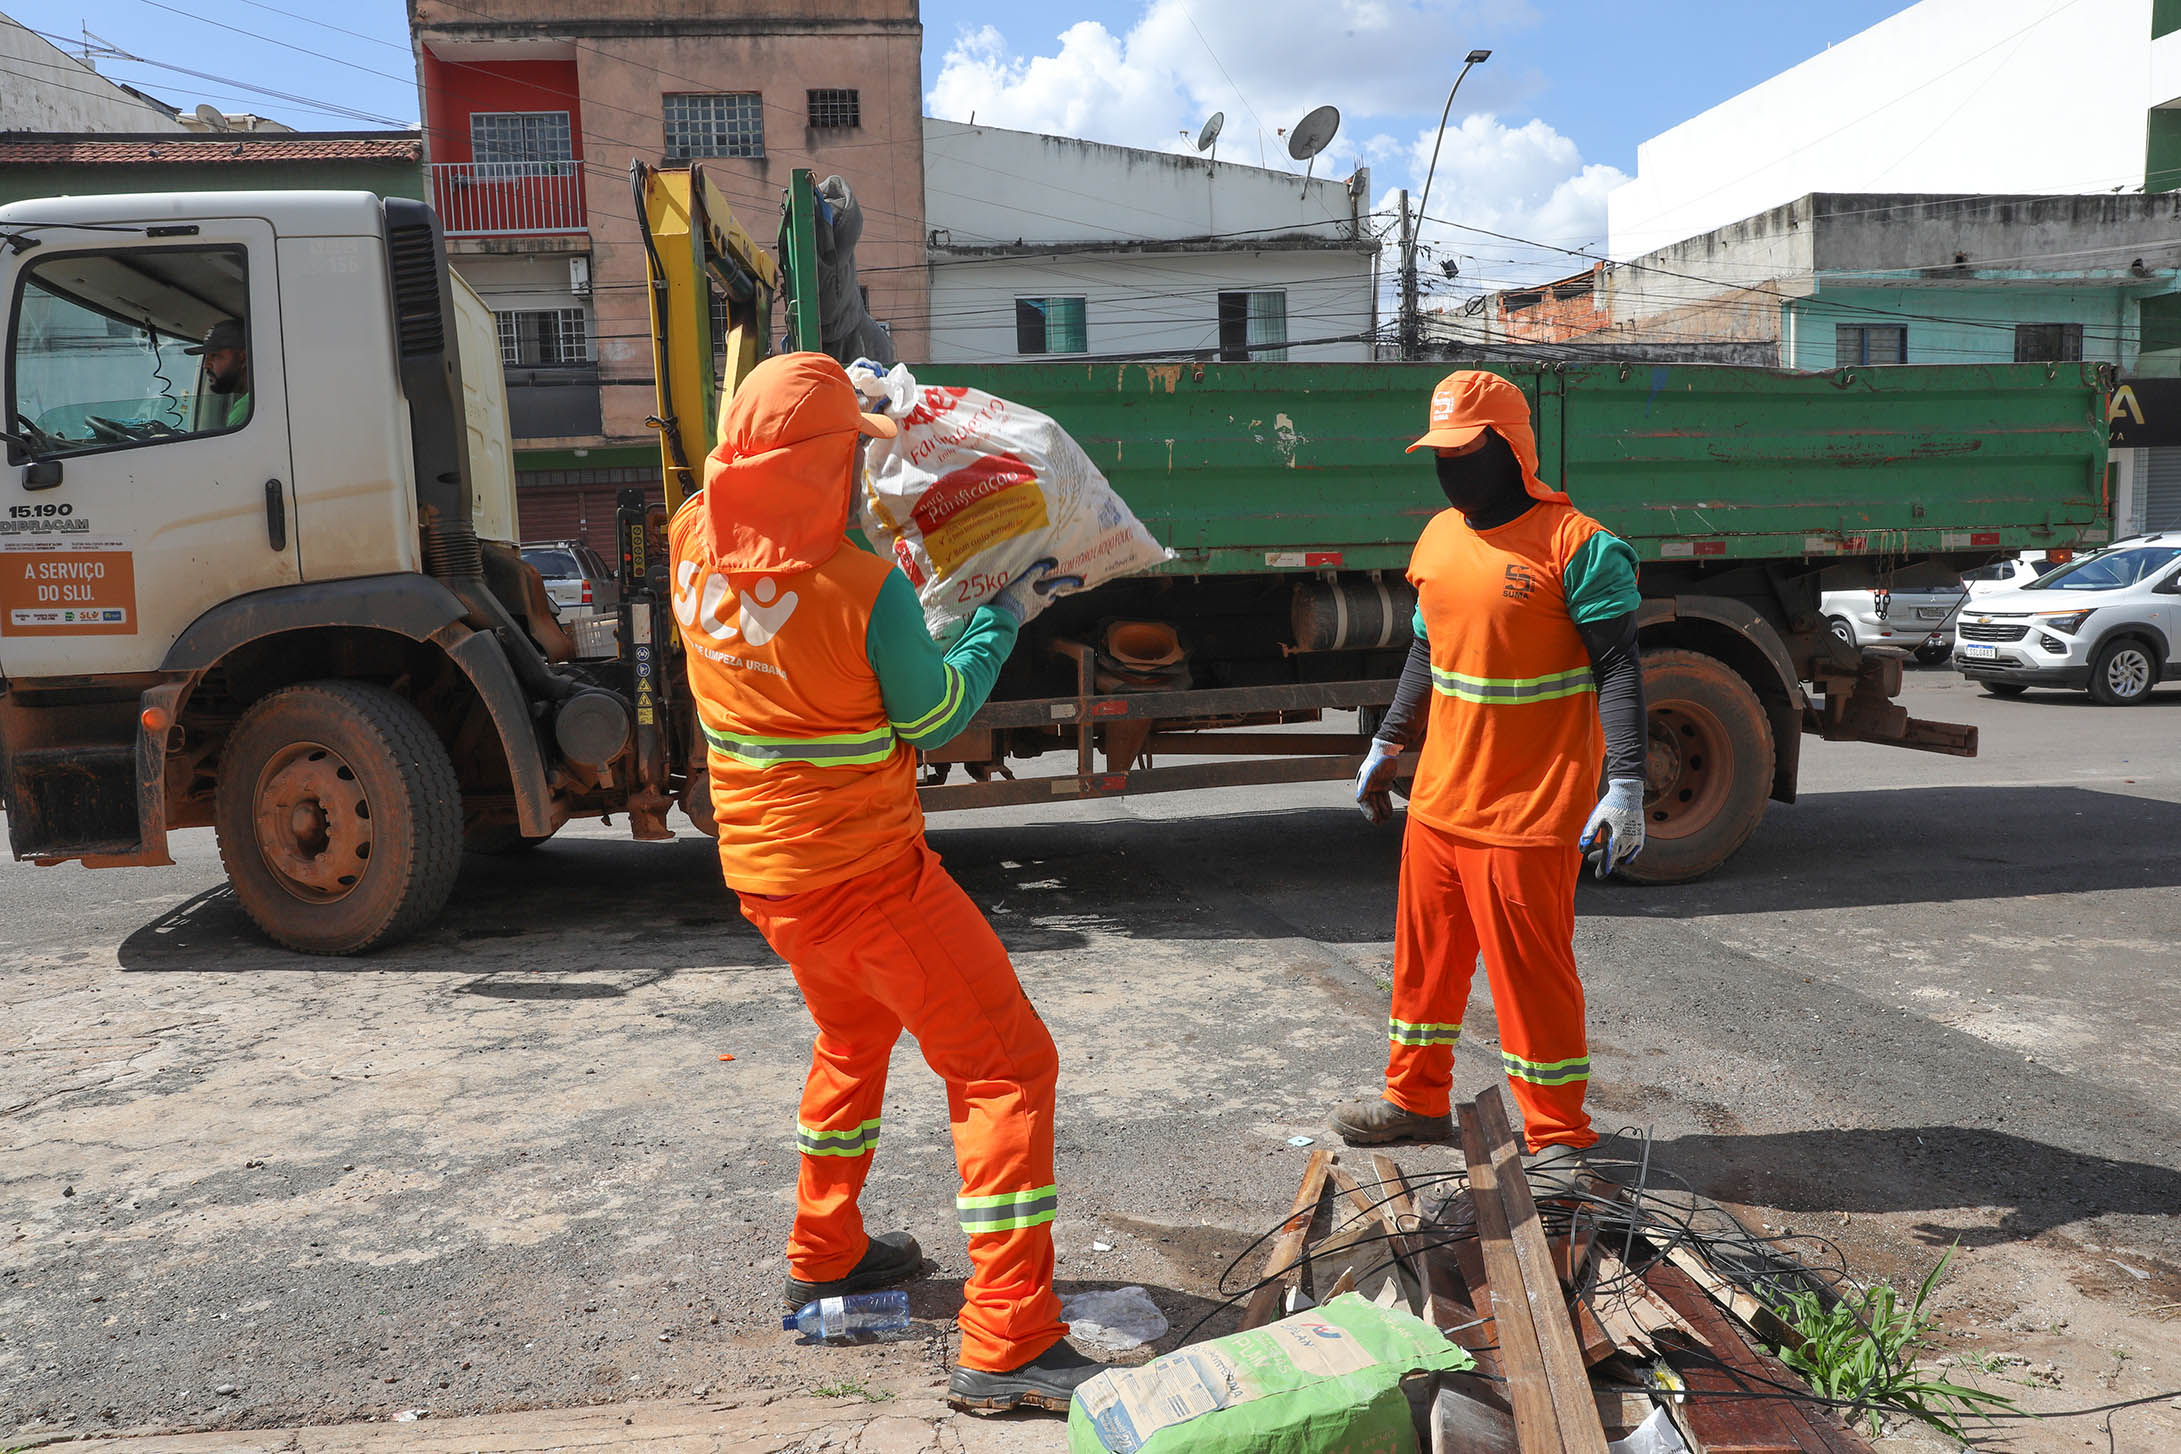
top-left (1433, 429), bottom-right (1531, 526)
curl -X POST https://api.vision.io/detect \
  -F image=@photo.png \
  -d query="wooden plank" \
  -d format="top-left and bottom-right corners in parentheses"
top-left (1239, 1148), bottom-right (1334, 1331)
top-left (1358, 1155), bottom-right (1435, 1321)
top-left (1459, 1101), bottom-right (1565, 1454)
top-left (1643, 1256), bottom-right (1877, 1454)
top-left (1666, 1244), bottom-right (1808, 1356)
top-left (1474, 1089), bottom-right (1612, 1454)
top-left (1430, 1376), bottom-right (1521, 1454)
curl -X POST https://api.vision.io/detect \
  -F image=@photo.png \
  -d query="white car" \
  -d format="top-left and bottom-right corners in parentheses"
top-left (1953, 534), bottom-right (2181, 705)
top-left (1961, 556), bottom-right (2050, 598)
top-left (1820, 583), bottom-right (1965, 664)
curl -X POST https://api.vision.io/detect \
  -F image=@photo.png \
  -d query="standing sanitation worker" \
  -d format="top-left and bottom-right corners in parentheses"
top-left (1334, 370), bottom-right (1647, 1158)
top-left (669, 352), bottom-right (1095, 1412)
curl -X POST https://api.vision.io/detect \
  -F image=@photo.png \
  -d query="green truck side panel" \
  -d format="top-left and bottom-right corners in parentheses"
top-left (916, 361), bottom-right (2110, 573)
top-left (0, 162), bottom-right (427, 211)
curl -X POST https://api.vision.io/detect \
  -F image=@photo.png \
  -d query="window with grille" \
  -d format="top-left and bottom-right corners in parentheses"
top-left (496, 307), bottom-right (591, 366)
top-left (2015, 322), bottom-right (2084, 362)
top-left (469, 112), bottom-right (573, 176)
top-left (808, 89), bottom-right (861, 129)
top-left (664, 93), bottom-right (764, 161)
top-left (1217, 290), bottom-right (1288, 361)
top-left (1835, 324), bottom-right (1906, 366)
top-left (1015, 297), bottom-right (1088, 355)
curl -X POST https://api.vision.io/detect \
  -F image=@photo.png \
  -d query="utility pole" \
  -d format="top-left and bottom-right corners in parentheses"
top-left (1398, 188), bottom-right (1419, 360)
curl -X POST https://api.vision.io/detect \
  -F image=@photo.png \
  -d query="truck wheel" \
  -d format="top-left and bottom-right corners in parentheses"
top-left (2087, 637), bottom-right (2158, 706)
top-left (214, 681), bottom-right (463, 954)
top-left (1618, 649), bottom-right (1774, 885)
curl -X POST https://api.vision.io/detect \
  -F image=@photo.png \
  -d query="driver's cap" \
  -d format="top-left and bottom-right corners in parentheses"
top-left (184, 319), bottom-right (245, 355)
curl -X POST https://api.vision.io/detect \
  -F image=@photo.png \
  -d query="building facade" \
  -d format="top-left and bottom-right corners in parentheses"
top-left (0, 13), bottom-right (186, 132)
top-left (923, 120), bottom-right (1378, 363)
top-left (1606, 0), bottom-right (2168, 262)
top-left (407, 0), bottom-right (928, 546)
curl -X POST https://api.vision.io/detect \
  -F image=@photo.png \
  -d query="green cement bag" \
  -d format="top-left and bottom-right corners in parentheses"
top-left (1067, 1293), bottom-right (1474, 1454)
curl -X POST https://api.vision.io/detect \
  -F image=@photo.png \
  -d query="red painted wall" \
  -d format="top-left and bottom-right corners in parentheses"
top-left (420, 53), bottom-right (584, 163)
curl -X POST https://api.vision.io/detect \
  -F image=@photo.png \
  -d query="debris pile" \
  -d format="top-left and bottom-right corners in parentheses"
top-left (1080, 1086), bottom-right (1894, 1453)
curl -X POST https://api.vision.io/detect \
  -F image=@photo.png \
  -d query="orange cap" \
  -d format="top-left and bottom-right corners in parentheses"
top-left (1405, 369), bottom-right (1571, 504)
top-left (1406, 369), bottom-right (1530, 453)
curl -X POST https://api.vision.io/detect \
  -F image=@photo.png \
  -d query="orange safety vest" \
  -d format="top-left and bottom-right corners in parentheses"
top-left (1406, 501), bottom-right (1608, 847)
top-left (668, 497), bottom-right (922, 895)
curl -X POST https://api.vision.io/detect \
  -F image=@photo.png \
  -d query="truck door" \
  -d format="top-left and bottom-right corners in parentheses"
top-left (1, 220), bottom-right (299, 679)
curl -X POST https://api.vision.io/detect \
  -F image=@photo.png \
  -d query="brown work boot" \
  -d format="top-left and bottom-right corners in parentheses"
top-left (1330, 1096), bottom-right (1454, 1146)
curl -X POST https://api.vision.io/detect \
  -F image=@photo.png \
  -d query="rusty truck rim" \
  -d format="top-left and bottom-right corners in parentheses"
top-left (252, 741), bottom-right (373, 902)
top-left (1645, 703), bottom-right (1732, 841)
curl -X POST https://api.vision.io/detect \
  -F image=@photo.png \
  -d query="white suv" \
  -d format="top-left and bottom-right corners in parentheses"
top-left (1953, 535), bottom-right (2181, 705)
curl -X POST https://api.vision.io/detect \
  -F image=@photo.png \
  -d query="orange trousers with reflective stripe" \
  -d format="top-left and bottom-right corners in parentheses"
top-left (736, 841), bottom-right (1067, 1372)
top-left (1384, 818), bottom-right (1597, 1151)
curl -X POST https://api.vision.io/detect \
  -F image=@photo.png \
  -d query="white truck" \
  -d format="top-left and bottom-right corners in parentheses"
top-left (0, 189), bottom-right (713, 952)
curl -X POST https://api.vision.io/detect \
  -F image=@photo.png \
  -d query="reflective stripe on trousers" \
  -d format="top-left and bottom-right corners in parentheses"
top-left (797, 1118), bottom-right (881, 1158)
top-left (957, 1183), bottom-right (1058, 1235)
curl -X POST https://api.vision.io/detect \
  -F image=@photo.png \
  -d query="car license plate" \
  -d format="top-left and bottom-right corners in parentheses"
top-left (1960, 643), bottom-right (1998, 660)
top-left (1917, 607), bottom-right (1948, 620)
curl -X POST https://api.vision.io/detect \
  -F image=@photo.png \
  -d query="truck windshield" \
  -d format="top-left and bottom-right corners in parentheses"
top-left (2023, 546), bottom-right (2181, 591)
top-left (7, 245), bottom-right (250, 459)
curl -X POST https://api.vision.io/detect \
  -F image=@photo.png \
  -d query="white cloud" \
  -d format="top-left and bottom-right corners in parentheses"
top-left (928, 1), bottom-right (1618, 290)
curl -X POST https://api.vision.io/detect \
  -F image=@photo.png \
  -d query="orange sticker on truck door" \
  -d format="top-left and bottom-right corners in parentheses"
top-left (2, 549), bottom-right (137, 634)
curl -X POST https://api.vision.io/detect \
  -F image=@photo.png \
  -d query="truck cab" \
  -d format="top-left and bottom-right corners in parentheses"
top-left (0, 190), bottom-right (633, 952)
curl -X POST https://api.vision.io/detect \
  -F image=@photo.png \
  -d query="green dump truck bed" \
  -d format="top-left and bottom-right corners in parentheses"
top-left (928, 360), bottom-right (2113, 574)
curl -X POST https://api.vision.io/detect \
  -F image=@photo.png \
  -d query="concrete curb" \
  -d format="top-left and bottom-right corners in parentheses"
top-left (30, 1386), bottom-right (1071, 1453)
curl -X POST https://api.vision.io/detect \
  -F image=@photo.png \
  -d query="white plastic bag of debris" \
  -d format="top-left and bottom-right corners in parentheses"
top-left (851, 361), bottom-right (1171, 636)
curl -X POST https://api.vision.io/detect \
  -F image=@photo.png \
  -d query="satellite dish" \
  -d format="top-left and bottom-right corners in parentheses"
top-left (1195, 111), bottom-right (1224, 156)
top-left (1287, 105), bottom-right (1339, 162)
top-left (193, 103), bottom-right (229, 131)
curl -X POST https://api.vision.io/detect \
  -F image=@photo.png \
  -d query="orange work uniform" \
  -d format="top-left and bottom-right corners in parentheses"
top-left (1387, 494), bottom-right (1613, 1151)
top-left (670, 353), bottom-right (1066, 1372)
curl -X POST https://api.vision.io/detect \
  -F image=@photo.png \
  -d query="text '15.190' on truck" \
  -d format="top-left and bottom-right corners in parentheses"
top-left (0, 170), bottom-right (2112, 952)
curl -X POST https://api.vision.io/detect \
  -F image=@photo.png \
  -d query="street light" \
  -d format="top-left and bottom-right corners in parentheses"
top-left (1402, 49), bottom-right (1490, 359)
top-left (1417, 50), bottom-right (1492, 234)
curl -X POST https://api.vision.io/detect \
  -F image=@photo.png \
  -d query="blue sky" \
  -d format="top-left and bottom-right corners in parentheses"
top-left (6, 0), bottom-right (1915, 286)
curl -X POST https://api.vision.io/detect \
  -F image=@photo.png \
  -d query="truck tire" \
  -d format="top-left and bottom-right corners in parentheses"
top-left (214, 681), bottom-right (463, 954)
top-left (2087, 636), bottom-right (2158, 706)
top-left (1618, 649), bottom-right (1774, 885)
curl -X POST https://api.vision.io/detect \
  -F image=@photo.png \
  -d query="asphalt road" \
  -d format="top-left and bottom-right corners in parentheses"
top-left (6, 669), bottom-right (2181, 1450)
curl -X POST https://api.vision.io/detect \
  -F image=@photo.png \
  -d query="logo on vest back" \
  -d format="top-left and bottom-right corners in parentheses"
top-left (673, 563), bottom-right (801, 645)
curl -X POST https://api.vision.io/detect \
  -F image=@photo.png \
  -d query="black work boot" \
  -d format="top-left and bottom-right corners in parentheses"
top-left (1330, 1096), bottom-right (1454, 1146)
top-left (781, 1230), bottom-right (924, 1308)
top-left (947, 1339), bottom-right (1103, 1413)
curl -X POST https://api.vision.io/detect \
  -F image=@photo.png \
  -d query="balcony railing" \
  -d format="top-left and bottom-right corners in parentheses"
top-left (431, 161), bottom-right (586, 236)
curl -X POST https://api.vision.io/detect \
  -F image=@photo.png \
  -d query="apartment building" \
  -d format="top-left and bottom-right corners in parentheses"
top-left (406, 0), bottom-right (927, 543)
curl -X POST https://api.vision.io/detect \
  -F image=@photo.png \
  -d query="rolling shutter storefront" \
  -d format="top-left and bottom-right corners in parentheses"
top-left (2143, 447), bottom-right (2181, 534)
top-left (515, 468), bottom-right (663, 548)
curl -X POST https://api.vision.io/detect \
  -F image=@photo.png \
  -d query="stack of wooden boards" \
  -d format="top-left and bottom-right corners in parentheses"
top-left (1236, 1087), bottom-right (1878, 1454)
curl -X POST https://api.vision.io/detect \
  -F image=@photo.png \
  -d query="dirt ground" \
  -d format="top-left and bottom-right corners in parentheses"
top-left (7, 676), bottom-right (2181, 1452)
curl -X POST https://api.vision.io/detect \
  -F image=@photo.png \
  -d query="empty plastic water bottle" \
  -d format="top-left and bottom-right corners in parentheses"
top-left (782, 1290), bottom-right (910, 1341)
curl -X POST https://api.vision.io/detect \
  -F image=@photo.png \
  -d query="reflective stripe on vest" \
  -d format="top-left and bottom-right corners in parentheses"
top-left (956, 1183), bottom-right (1058, 1235)
top-left (1429, 665), bottom-right (1594, 705)
top-left (702, 722), bottom-right (897, 768)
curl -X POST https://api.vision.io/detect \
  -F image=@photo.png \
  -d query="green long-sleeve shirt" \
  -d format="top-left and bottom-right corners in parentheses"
top-left (863, 569), bottom-right (1018, 747)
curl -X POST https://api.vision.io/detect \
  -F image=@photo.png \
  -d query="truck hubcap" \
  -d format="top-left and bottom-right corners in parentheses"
top-left (2108, 650), bottom-right (2150, 698)
top-left (253, 743), bottom-right (372, 902)
top-left (1645, 704), bottom-right (1731, 840)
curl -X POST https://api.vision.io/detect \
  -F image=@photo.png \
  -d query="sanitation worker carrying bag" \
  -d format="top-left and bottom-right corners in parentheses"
top-left (852, 361), bottom-right (1170, 636)
top-left (668, 353), bottom-right (1102, 1413)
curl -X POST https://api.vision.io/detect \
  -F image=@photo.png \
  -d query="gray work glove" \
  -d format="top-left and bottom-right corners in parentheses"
top-left (1579, 777), bottom-right (1646, 879)
top-left (989, 557), bottom-right (1085, 625)
top-left (1354, 739), bottom-right (1401, 824)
